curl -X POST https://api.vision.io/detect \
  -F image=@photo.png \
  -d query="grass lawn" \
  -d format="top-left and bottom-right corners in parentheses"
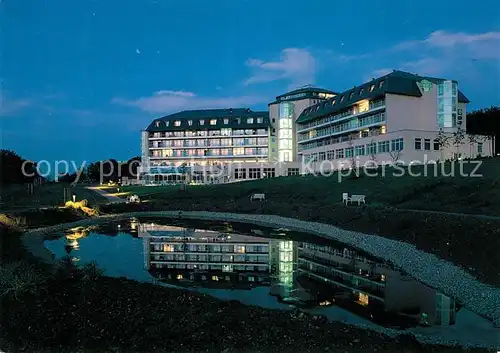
top-left (0, 182), bottom-right (109, 210)
top-left (120, 157), bottom-right (500, 216)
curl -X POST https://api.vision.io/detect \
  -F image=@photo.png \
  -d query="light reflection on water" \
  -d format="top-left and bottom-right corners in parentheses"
top-left (44, 218), bottom-right (499, 347)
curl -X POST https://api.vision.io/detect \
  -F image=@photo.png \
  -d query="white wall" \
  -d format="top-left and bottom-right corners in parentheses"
top-left (299, 129), bottom-right (493, 171)
top-left (385, 89), bottom-right (438, 132)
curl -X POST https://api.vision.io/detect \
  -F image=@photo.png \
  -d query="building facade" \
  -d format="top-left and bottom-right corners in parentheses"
top-left (138, 221), bottom-right (457, 327)
top-left (139, 223), bottom-right (271, 288)
top-left (296, 71), bottom-right (492, 168)
top-left (139, 71), bottom-right (493, 184)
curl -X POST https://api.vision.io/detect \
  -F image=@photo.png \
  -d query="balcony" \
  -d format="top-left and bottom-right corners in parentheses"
top-left (297, 99), bottom-right (385, 133)
top-left (297, 127), bottom-right (385, 152)
top-left (298, 112), bottom-right (386, 145)
top-left (298, 254), bottom-right (385, 285)
top-left (298, 266), bottom-right (385, 300)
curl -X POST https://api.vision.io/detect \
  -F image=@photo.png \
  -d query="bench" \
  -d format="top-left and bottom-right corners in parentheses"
top-left (342, 193), bottom-right (366, 205)
top-left (127, 194), bottom-right (141, 204)
top-left (250, 193), bottom-right (266, 201)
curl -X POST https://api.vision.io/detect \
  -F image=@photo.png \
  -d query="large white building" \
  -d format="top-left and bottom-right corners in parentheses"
top-left (295, 70), bottom-right (492, 169)
top-left (138, 71), bottom-right (492, 184)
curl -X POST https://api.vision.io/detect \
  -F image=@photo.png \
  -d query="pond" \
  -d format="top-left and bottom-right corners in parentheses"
top-left (44, 217), bottom-right (498, 346)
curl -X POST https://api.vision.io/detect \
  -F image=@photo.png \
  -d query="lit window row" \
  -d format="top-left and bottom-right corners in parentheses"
top-left (299, 99), bottom-right (385, 131)
top-left (298, 112), bottom-right (386, 143)
top-left (150, 148), bottom-right (268, 157)
top-left (150, 137), bottom-right (268, 148)
top-left (154, 117), bottom-right (265, 128)
top-left (303, 138), bottom-right (404, 162)
top-left (302, 82), bottom-right (385, 116)
top-left (150, 128), bottom-right (268, 138)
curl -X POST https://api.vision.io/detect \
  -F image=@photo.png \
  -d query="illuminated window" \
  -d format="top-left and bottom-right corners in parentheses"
top-left (236, 245), bottom-right (246, 253)
top-left (155, 121), bottom-right (161, 127)
top-left (381, 274), bottom-right (386, 282)
top-left (165, 121), bottom-right (169, 127)
top-left (349, 92), bottom-right (354, 100)
top-left (223, 118), bottom-right (229, 124)
top-left (381, 125), bottom-right (386, 134)
top-left (379, 80), bottom-right (385, 89)
top-left (210, 119), bottom-right (217, 125)
top-left (370, 84), bottom-right (375, 92)
top-left (247, 118), bottom-right (254, 124)
top-left (257, 117), bottom-right (263, 123)
top-left (187, 120), bottom-right (193, 126)
top-left (176, 274), bottom-right (183, 280)
top-left (358, 293), bottom-right (369, 306)
top-left (163, 244), bottom-right (174, 252)
top-left (199, 120), bottom-right (205, 126)
top-left (211, 275), bottom-right (219, 281)
top-left (340, 95), bottom-right (344, 103)
top-left (359, 88), bottom-right (364, 95)
top-left (174, 121), bottom-right (181, 127)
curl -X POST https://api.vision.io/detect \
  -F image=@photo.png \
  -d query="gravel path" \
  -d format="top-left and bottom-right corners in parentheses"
top-left (23, 211), bottom-right (500, 327)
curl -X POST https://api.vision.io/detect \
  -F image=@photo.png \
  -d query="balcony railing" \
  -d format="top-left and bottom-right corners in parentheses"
top-left (298, 266), bottom-right (385, 299)
top-left (149, 141), bottom-right (268, 149)
top-left (298, 112), bottom-right (386, 145)
top-left (150, 130), bottom-right (268, 139)
top-left (297, 99), bottom-right (385, 132)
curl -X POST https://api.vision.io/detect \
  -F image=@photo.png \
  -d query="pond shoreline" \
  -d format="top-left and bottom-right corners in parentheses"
top-left (23, 211), bottom-right (500, 327)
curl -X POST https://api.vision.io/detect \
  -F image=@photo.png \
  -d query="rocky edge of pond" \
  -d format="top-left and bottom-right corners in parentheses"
top-left (22, 211), bottom-right (500, 348)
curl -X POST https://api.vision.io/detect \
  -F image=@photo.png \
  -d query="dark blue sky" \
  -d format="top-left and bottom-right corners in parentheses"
top-left (2, 0), bottom-right (500, 164)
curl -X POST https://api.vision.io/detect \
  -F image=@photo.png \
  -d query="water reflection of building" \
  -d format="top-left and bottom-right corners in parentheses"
top-left (139, 223), bottom-right (270, 288)
top-left (297, 242), bottom-right (456, 326)
top-left (138, 222), bottom-right (456, 327)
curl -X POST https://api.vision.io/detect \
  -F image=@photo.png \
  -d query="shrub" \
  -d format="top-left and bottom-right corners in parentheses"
top-left (51, 255), bottom-right (80, 279)
top-left (0, 261), bottom-right (46, 299)
top-left (80, 261), bottom-right (104, 282)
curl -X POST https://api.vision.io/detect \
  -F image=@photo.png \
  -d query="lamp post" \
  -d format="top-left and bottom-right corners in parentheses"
top-left (72, 193), bottom-right (76, 202)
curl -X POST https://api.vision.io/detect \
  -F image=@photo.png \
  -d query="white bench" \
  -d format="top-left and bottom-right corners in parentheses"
top-left (250, 193), bottom-right (266, 201)
top-left (127, 194), bottom-right (141, 204)
top-left (342, 193), bottom-right (366, 205)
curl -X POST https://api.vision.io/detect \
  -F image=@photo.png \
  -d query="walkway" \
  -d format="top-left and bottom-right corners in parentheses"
top-left (340, 203), bottom-right (500, 221)
top-left (86, 186), bottom-right (126, 203)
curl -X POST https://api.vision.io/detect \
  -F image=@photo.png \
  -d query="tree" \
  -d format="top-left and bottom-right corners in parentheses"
top-left (467, 134), bottom-right (478, 158)
top-left (452, 127), bottom-right (466, 159)
top-left (435, 129), bottom-right (451, 161)
top-left (347, 137), bottom-right (359, 177)
top-left (0, 150), bottom-right (41, 185)
top-left (367, 139), bottom-right (377, 168)
top-left (467, 106), bottom-right (500, 155)
top-left (388, 149), bottom-right (403, 165)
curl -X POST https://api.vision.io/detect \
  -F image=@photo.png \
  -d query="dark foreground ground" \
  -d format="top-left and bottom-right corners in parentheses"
top-left (0, 273), bottom-right (491, 353)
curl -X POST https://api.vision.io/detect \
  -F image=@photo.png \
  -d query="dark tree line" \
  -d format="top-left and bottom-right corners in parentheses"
top-left (467, 106), bottom-right (500, 154)
top-left (60, 157), bottom-right (141, 184)
top-left (0, 150), bottom-right (141, 186)
top-left (0, 150), bottom-right (42, 185)
top-left (86, 157), bottom-right (141, 183)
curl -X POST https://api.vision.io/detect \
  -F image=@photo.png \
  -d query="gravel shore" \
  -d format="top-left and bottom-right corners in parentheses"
top-left (22, 211), bottom-right (500, 343)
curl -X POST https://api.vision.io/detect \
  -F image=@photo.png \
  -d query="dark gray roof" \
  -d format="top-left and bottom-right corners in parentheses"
top-left (296, 70), bottom-right (470, 124)
top-left (268, 85), bottom-right (338, 105)
top-left (146, 108), bottom-right (270, 132)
